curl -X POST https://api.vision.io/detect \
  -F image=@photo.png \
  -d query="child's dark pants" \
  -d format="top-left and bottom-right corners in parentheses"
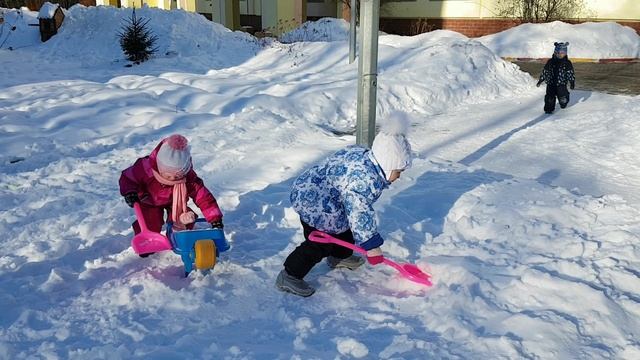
top-left (544, 85), bottom-right (570, 113)
top-left (283, 220), bottom-right (355, 279)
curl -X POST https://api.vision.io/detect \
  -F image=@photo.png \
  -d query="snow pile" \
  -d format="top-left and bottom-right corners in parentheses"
top-left (258, 29), bottom-right (531, 132)
top-left (375, 30), bottom-right (532, 117)
top-left (38, 5), bottom-right (260, 66)
top-left (478, 21), bottom-right (640, 59)
top-left (0, 7), bottom-right (40, 50)
top-left (37, 2), bottom-right (59, 19)
top-left (279, 17), bottom-right (350, 43)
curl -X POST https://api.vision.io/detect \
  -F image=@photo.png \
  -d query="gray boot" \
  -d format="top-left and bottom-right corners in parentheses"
top-left (275, 270), bottom-right (315, 297)
top-left (326, 255), bottom-right (365, 270)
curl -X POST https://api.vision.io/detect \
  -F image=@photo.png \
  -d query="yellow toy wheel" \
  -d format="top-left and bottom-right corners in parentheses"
top-left (194, 240), bottom-right (217, 270)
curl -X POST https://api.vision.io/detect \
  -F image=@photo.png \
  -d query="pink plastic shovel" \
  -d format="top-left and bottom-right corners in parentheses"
top-left (308, 231), bottom-right (432, 286)
top-left (131, 202), bottom-right (172, 255)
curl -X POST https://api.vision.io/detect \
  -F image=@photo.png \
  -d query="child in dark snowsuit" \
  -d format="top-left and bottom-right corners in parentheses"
top-left (276, 112), bottom-right (413, 297)
top-left (537, 42), bottom-right (576, 114)
top-left (119, 134), bottom-right (223, 256)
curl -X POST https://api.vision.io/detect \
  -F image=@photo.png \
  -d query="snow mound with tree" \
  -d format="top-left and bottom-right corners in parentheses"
top-left (38, 5), bottom-right (260, 67)
top-left (478, 21), bottom-right (640, 59)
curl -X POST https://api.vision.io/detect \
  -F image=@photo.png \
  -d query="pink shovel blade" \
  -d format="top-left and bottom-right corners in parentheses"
top-left (130, 202), bottom-right (172, 255)
top-left (131, 230), bottom-right (172, 254)
top-left (382, 258), bottom-right (432, 286)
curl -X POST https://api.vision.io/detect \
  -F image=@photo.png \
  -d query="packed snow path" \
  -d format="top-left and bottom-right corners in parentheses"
top-left (2, 7), bottom-right (640, 359)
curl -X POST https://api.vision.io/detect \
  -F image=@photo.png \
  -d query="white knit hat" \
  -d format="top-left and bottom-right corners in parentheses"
top-left (371, 111), bottom-right (412, 180)
top-left (156, 134), bottom-right (192, 177)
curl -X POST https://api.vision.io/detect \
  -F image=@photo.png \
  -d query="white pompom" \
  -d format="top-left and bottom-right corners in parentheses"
top-left (378, 111), bottom-right (410, 136)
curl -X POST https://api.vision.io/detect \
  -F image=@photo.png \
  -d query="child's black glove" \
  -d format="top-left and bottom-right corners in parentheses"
top-left (123, 192), bottom-right (139, 208)
top-left (536, 80), bottom-right (543, 87)
top-left (210, 220), bottom-right (224, 229)
top-left (570, 81), bottom-right (575, 90)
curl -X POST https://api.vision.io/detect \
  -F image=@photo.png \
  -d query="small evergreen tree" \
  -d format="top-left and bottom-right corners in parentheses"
top-left (118, 8), bottom-right (158, 64)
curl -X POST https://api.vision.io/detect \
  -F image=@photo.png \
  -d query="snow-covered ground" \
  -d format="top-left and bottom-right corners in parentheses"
top-left (478, 21), bottom-right (640, 59)
top-left (1, 6), bottom-right (640, 359)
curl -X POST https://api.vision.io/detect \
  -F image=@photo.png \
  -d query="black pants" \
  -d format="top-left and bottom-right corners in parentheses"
top-left (283, 220), bottom-right (355, 279)
top-left (544, 85), bottom-right (570, 113)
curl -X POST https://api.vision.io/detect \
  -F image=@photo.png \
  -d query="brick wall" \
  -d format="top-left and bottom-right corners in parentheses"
top-left (380, 18), bottom-right (521, 37)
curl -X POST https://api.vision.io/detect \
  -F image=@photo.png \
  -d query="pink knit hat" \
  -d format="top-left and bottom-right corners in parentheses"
top-left (156, 134), bottom-right (192, 177)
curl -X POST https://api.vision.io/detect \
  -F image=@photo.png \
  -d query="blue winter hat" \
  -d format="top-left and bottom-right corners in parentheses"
top-left (554, 42), bottom-right (569, 54)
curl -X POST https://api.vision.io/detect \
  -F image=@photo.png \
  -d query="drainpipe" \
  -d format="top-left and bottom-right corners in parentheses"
top-left (349, 0), bottom-right (356, 64)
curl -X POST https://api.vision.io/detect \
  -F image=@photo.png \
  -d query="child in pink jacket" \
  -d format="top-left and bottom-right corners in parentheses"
top-left (119, 134), bottom-right (223, 255)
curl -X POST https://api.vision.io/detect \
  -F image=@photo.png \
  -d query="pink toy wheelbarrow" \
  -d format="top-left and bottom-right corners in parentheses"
top-left (309, 231), bottom-right (432, 287)
top-left (130, 203), bottom-right (230, 276)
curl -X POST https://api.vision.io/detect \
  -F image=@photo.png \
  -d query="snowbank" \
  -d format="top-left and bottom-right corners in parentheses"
top-left (279, 17), bottom-right (350, 43)
top-left (37, 2), bottom-right (59, 19)
top-left (374, 30), bottom-right (532, 117)
top-left (39, 5), bottom-right (260, 66)
top-left (478, 21), bottom-right (640, 59)
top-left (0, 7), bottom-right (40, 50)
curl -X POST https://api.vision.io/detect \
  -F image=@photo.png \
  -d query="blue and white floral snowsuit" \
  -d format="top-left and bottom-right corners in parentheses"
top-left (290, 146), bottom-right (389, 251)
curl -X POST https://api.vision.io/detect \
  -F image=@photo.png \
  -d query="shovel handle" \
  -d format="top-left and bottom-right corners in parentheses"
top-left (308, 231), bottom-right (368, 256)
top-left (133, 202), bottom-right (149, 232)
top-left (309, 231), bottom-right (432, 286)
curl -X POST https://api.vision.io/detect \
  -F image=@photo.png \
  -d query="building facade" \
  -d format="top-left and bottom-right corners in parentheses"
top-left (31, 0), bottom-right (640, 36)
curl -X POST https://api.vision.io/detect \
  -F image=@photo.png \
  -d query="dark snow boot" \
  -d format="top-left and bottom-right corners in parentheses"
top-left (276, 269), bottom-right (315, 297)
top-left (326, 255), bottom-right (365, 270)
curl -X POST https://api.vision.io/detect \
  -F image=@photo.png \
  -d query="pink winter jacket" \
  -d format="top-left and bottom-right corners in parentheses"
top-left (119, 139), bottom-right (223, 222)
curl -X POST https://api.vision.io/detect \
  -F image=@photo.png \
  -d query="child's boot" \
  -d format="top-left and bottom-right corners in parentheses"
top-left (326, 255), bottom-right (365, 270)
top-left (276, 269), bottom-right (315, 297)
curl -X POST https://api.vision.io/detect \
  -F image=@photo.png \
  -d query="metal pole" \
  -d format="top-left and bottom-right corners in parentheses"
top-left (356, 0), bottom-right (379, 147)
top-left (348, 0), bottom-right (356, 64)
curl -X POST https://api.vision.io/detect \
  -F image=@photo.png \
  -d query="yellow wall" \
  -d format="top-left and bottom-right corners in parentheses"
top-left (196, 0), bottom-right (213, 14)
top-left (121, 0), bottom-right (144, 8)
top-left (262, 0), bottom-right (306, 35)
top-left (380, 0), bottom-right (640, 21)
top-left (278, 0), bottom-right (297, 31)
top-left (180, 0), bottom-right (197, 12)
top-left (381, 0), bottom-right (495, 19)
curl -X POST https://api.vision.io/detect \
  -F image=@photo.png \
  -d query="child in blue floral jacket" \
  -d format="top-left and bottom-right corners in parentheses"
top-left (276, 112), bottom-right (413, 297)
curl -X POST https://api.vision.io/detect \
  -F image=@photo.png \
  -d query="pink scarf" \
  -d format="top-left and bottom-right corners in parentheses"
top-left (152, 169), bottom-right (188, 225)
